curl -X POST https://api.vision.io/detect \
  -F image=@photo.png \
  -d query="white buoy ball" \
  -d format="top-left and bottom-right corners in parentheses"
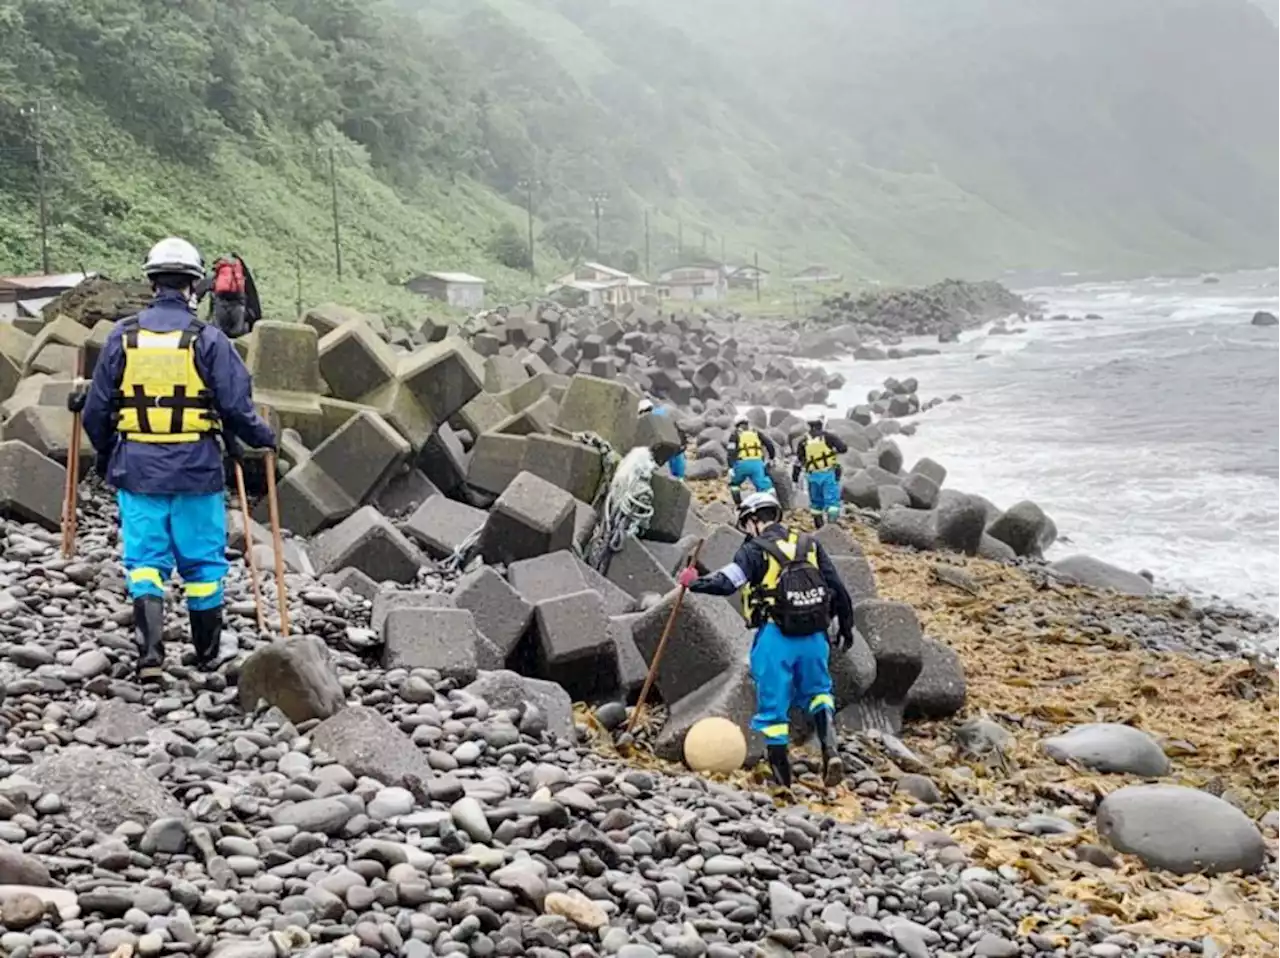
top-left (683, 717), bottom-right (748, 773)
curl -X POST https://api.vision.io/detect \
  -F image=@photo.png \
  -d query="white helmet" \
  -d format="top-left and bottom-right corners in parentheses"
top-left (637, 399), bottom-right (654, 415)
top-left (734, 414), bottom-right (750, 427)
top-left (144, 237), bottom-right (205, 281)
top-left (806, 414), bottom-right (825, 429)
top-left (737, 490), bottom-right (781, 526)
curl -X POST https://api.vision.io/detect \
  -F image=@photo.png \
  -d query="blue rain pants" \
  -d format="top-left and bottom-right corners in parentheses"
top-left (806, 468), bottom-right (841, 521)
top-left (118, 490), bottom-right (228, 611)
top-left (667, 450), bottom-right (687, 480)
top-left (748, 622), bottom-right (835, 746)
top-left (730, 458), bottom-right (774, 497)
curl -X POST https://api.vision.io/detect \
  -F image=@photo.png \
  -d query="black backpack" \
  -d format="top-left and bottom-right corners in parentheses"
top-left (754, 534), bottom-right (831, 637)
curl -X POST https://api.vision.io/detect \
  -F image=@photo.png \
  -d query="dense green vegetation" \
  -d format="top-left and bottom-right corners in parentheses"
top-left (0, 0), bottom-right (1275, 319)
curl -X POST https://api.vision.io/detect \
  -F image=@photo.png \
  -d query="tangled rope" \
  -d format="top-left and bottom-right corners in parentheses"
top-left (586, 446), bottom-right (656, 574)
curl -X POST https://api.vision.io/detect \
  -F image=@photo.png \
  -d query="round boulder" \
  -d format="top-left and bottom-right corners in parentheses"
top-left (1042, 723), bottom-right (1170, 777)
top-left (1250, 311), bottom-right (1278, 327)
top-left (1047, 555), bottom-right (1153, 597)
top-left (684, 717), bottom-right (747, 773)
top-left (933, 490), bottom-right (987, 556)
top-left (1096, 785), bottom-right (1265, 875)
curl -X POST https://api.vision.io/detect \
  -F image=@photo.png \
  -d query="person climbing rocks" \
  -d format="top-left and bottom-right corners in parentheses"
top-left (792, 415), bottom-right (848, 528)
top-left (196, 252), bottom-right (260, 339)
top-left (638, 398), bottom-right (687, 481)
top-left (677, 490), bottom-right (854, 791)
top-left (726, 414), bottom-right (776, 505)
top-left (75, 237), bottom-right (276, 681)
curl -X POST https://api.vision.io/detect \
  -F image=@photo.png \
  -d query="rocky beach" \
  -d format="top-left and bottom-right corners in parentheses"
top-left (0, 282), bottom-right (1271, 957)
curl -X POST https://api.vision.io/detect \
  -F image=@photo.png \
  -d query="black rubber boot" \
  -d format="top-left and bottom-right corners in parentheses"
top-left (189, 606), bottom-right (224, 670)
top-left (812, 708), bottom-right (845, 787)
top-left (133, 596), bottom-right (166, 681)
top-left (813, 513), bottom-right (826, 529)
top-left (730, 487), bottom-right (743, 507)
top-left (766, 744), bottom-right (793, 790)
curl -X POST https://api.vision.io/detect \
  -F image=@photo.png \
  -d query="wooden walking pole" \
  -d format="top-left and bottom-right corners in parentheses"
top-left (233, 460), bottom-right (267, 634)
top-left (627, 538), bottom-right (704, 734)
top-left (263, 450), bottom-right (290, 637)
top-left (61, 350), bottom-right (85, 558)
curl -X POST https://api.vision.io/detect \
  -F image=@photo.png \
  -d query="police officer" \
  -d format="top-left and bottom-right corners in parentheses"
top-left (638, 398), bottom-right (687, 481)
top-left (792, 415), bottom-right (849, 528)
top-left (79, 237), bottom-right (276, 680)
top-left (677, 491), bottom-right (854, 789)
top-left (726, 414), bottom-right (776, 505)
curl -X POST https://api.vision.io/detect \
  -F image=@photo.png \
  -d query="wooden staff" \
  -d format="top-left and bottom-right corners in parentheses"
top-left (61, 350), bottom-right (86, 558)
top-left (232, 459), bottom-right (267, 634)
top-left (627, 538), bottom-right (704, 734)
top-left (263, 450), bottom-right (290, 637)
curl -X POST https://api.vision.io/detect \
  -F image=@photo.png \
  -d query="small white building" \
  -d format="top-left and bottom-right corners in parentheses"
top-left (727, 264), bottom-right (769, 290)
top-left (656, 264), bottom-right (728, 302)
top-left (547, 262), bottom-right (650, 308)
top-left (405, 271), bottom-right (486, 309)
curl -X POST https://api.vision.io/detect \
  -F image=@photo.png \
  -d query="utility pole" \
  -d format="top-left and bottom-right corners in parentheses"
top-left (327, 146), bottom-right (342, 282)
top-left (754, 250), bottom-right (761, 303)
top-left (295, 248), bottom-right (303, 319)
top-left (517, 177), bottom-right (541, 281)
top-left (590, 192), bottom-right (609, 259)
top-left (20, 101), bottom-right (55, 274)
top-left (677, 219), bottom-right (684, 260)
top-left (643, 209), bottom-right (651, 279)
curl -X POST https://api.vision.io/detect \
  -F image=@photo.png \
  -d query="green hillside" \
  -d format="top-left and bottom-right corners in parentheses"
top-left (0, 0), bottom-right (1275, 319)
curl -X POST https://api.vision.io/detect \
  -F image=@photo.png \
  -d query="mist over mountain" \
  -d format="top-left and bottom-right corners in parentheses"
top-left (0, 0), bottom-right (1274, 309)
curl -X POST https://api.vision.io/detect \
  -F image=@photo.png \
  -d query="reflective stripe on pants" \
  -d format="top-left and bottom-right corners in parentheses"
top-left (806, 468), bottom-right (841, 519)
top-left (118, 489), bottom-right (229, 611)
top-left (748, 622), bottom-right (835, 746)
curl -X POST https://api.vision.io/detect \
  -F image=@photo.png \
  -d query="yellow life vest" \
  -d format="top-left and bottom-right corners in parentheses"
top-left (736, 428), bottom-right (764, 460)
top-left (803, 435), bottom-right (838, 472)
top-left (743, 530), bottom-right (820, 623)
top-left (115, 319), bottom-right (217, 443)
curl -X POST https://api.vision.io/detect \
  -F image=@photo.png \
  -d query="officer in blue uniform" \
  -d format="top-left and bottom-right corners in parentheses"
top-left (726, 415), bottom-right (776, 505)
top-left (792, 416), bottom-right (849, 528)
top-left (78, 237), bottom-right (276, 680)
top-left (678, 491), bottom-right (854, 789)
top-left (638, 398), bottom-right (686, 480)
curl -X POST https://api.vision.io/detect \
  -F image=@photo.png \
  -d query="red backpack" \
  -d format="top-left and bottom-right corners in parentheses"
top-left (212, 257), bottom-right (246, 295)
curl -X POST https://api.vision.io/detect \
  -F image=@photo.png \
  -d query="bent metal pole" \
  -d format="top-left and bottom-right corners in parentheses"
top-left (263, 450), bottom-right (290, 637)
top-left (627, 538), bottom-right (704, 735)
top-left (61, 349), bottom-right (85, 558)
top-left (233, 459), bottom-right (267, 634)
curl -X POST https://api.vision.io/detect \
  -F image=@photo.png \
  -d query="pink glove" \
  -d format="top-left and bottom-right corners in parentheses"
top-left (677, 566), bottom-right (699, 589)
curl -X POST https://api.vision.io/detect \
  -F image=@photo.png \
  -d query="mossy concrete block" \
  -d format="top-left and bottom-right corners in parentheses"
top-left (480, 471), bottom-right (575, 566)
top-left (303, 303), bottom-right (386, 339)
top-left (0, 404), bottom-right (93, 467)
top-left (520, 434), bottom-right (604, 503)
top-left (24, 314), bottom-right (89, 372)
top-left (318, 319), bottom-right (399, 402)
top-left (467, 432), bottom-right (528, 497)
top-left (454, 391), bottom-right (510, 438)
top-left (396, 340), bottom-right (485, 426)
top-left (248, 321), bottom-right (322, 394)
top-left (310, 410), bottom-right (410, 506)
top-left (0, 325), bottom-right (32, 403)
top-left (554, 374), bottom-right (639, 452)
top-left (361, 378), bottom-right (436, 451)
top-left (0, 439), bottom-right (65, 531)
